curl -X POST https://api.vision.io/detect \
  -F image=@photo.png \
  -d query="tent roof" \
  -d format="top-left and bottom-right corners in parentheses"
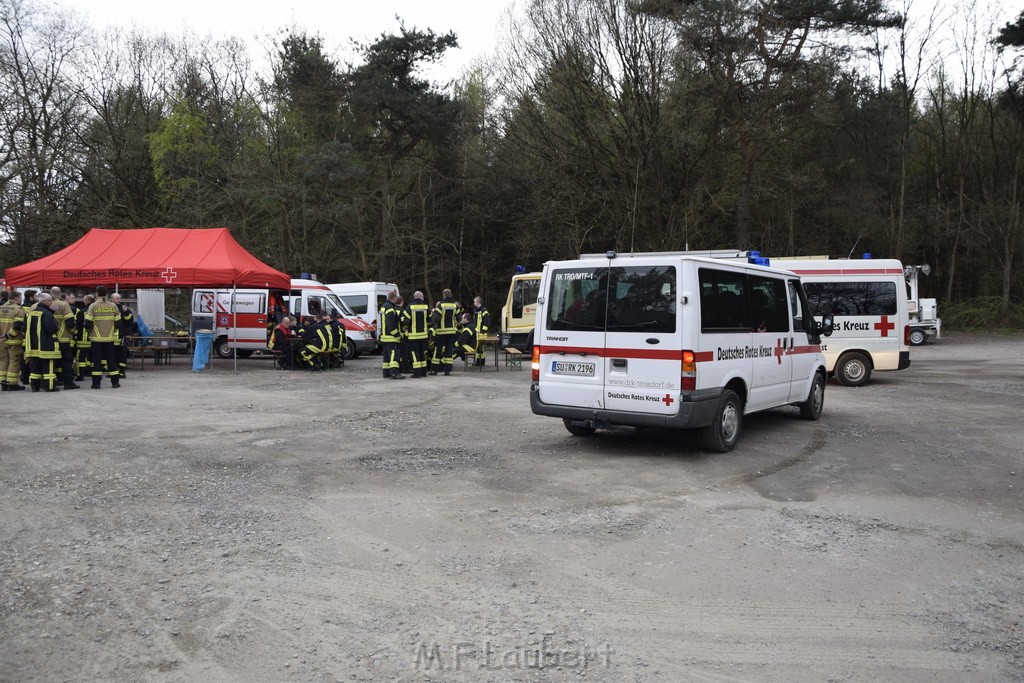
top-left (3, 228), bottom-right (290, 289)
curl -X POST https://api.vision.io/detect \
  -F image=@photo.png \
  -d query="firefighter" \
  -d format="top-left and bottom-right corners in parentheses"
top-left (73, 294), bottom-right (94, 380)
top-left (110, 293), bottom-right (134, 379)
top-left (0, 290), bottom-right (27, 391)
top-left (470, 296), bottom-right (491, 367)
top-left (24, 293), bottom-right (61, 392)
top-left (403, 291), bottom-right (430, 378)
top-left (429, 288), bottom-right (459, 376)
top-left (18, 289), bottom-right (37, 386)
top-left (85, 285), bottom-right (121, 389)
top-left (329, 313), bottom-right (347, 369)
top-left (455, 312), bottom-right (475, 362)
top-left (379, 290), bottom-right (404, 379)
top-left (49, 287), bottom-right (79, 389)
top-left (297, 316), bottom-right (329, 370)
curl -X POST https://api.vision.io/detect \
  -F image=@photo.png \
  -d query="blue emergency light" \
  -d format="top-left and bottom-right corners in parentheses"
top-left (514, 265), bottom-right (526, 274)
top-left (862, 253), bottom-right (872, 259)
top-left (747, 251), bottom-right (770, 266)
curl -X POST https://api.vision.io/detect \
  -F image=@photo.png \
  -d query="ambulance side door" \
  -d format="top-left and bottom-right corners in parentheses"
top-left (787, 279), bottom-right (819, 402)
top-left (747, 272), bottom-right (792, 411)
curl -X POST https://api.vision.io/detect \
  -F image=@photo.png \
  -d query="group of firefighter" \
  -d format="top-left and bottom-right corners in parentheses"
top-left (377, 288), bottom-right (490, 379)
top-left (268, 311), bottom-right (348, 371)
top-left (0, 285), bottom-right (135, 392)
top-left (268, 288), bottom-right (491, 377)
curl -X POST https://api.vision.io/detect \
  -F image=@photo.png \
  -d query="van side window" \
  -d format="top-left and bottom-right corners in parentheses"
top-left (787, 280), bottom-right (805, 332)
top-left (340, 295), bottom-right (368, 315)
top-left (804, 281), bottom-right (897, 316)
top-left (747, 275), bottom-right (788, 332)
top-left (699, 268), bottom-right (749, 332)
top-left (606, 266), bottom-right (676, 333)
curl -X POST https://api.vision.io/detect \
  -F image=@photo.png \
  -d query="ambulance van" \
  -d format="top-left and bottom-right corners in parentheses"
top-left (768, 258), bottom-right (910, 386)
top-left (529, 251), bottom-right (833, 452)
top-left (191, 278), bottom-right (377, 359)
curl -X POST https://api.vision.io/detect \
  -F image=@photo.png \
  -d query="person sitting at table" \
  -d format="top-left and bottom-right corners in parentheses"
top-left (455, 312), bottom-right (476, 362)
top-left (270, 316), bottom-right (295, 369)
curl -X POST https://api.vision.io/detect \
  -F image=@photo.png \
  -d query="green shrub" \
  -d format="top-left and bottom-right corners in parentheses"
top-left (942, 297), bottom-right (1024, 331)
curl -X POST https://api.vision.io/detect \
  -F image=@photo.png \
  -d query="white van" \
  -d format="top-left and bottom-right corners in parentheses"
top-left (768, 258), bottom-right (910, 386)
top-left (529, 252), bottom-right (832, 452)
top-left (327, 282), bottom-right (400, 331)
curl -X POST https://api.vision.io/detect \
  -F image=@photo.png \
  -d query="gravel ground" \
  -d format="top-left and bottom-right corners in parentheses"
top-left (1, 335), bottom-right (1022, 681)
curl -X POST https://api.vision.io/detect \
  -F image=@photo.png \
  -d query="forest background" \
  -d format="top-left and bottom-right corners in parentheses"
top-left (3, 0), bottom-right (1024, 327)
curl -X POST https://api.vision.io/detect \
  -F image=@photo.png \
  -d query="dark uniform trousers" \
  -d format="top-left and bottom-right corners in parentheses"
top-left (57, 341), bottom-right (76, 385)
top-left (91, 342), bottom-right (118, 379)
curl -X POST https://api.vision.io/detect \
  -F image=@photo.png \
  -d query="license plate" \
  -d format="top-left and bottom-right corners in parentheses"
top-left (551, 361), bottom-right (596, 376)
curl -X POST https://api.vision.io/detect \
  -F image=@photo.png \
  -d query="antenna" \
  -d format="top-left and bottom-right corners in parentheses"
top-left (846, 232), bottom-right (864, 259)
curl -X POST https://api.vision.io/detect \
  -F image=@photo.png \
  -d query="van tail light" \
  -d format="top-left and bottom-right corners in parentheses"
top-left (681, 350), bottom-right (696, 391)
top-left (531, 346), bottom-right (540, 381)
top-left (903, 325), bottom-right (910, 346)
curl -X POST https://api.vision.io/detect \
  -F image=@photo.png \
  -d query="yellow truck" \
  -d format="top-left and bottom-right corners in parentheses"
top-left (499, 270), bottom-right (541, 352)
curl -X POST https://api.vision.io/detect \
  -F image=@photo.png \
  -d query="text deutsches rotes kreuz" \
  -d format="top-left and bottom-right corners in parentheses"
top-left (717, 345), bottom-right (776, 360)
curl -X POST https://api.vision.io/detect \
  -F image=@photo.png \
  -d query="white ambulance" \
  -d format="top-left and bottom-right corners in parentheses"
top-left (191, 278), bottom-right (377, 359)
top-left (767, 257), bottom-right (911, 386)
top-left (529, 251), bottom-right (833, 452)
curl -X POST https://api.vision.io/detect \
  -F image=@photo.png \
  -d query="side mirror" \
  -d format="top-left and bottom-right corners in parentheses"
top-left (818, 313), bottom-right (834, 337)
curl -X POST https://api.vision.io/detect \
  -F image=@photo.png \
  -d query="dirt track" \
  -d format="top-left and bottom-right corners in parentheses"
top-left (1, 335), bottom-right (1022, 681)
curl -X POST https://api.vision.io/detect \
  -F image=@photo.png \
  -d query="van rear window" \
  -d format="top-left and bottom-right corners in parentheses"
top-left (804, 281), bottom-right (896, 316)
top-left (546, 266), bottom-right (676, 333)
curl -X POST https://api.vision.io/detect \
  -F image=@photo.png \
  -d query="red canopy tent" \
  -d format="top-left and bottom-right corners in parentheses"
top-left (3, 228), bottom-right (290, 289)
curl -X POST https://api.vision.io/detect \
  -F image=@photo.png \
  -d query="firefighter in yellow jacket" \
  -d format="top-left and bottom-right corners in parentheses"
top-left (24, 293), bottom-right (62, 392)
top-left (429, 289), bottom-right (459, 376)
top-left (403, 291), bottom-right (430, 378)
top-left (48, 287), bottom-right (79, 389)
top-left (85, 285), bottom-right (121, 389)
top-left (0, 290), bottom-right (27, 391)
top-left (379, 290), bottom-right (404, 379)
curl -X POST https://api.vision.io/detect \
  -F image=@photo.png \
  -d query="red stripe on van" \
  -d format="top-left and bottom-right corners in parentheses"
top-left (693, 351), bottom-right (714, 362)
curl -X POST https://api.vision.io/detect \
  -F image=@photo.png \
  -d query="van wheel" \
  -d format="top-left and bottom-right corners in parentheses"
top-left (836, 352), bottom-right (871, 387)
top-left (563, 419), bottom-right (596, 437)
top-left (799, 373), bottom-right (825, 420)
top-left (214, 338), bottom-right (233, 359)
top-left (909, 328), bottom-right (927, 346)
top-left (343, 342), bottom-right (356, 360)
top-left (702, 390), bottom-right (742, 452)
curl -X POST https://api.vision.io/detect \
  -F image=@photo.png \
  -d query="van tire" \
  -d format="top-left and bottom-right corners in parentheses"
top-left (214, 338), bottom-right (232, 359)
top-left (703, 390), bottom-right (742, 453)
top-left (343, 342), bottom-right (356, 361)
top-left (909, 328), bottom-right (927, 346)
top-left (836, 351), bottom-right (871, 387)
top-left (235, 350), bottom-right (254, 359)
top-left (563, 419), bottom-right (596, 437)
top-left (799, 373), bottom-right (825, 420)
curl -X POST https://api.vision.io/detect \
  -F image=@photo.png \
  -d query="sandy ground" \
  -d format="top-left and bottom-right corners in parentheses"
top-left (1, 335), bottom-right (1022, 682)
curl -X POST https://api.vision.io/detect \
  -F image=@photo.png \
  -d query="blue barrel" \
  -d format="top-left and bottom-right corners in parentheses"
top-left (192, 330), bottom-right (215, 372)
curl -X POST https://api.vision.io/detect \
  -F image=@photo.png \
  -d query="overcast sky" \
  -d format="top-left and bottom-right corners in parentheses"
top-left (58, 0), bottom-right (516, 80)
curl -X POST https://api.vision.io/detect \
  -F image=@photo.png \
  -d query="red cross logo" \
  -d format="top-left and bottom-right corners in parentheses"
top-left (162, 266), bottom-right (178, 284)
top-left (661, 393), bottom-right (675, 407)
top-left (774, 339), bottom-right (785, 364)
top-left (874, 315), bottom-right (894, 337)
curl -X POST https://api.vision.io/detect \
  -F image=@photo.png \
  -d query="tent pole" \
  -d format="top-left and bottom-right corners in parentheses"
top-left (231, 283), bottom-right (238, 372)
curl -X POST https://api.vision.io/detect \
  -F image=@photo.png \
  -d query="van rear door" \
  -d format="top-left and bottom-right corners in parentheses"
top-left (602, 261), bottom-right (680, 416)
top-left (537, 263), bottom-right (608, 409)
